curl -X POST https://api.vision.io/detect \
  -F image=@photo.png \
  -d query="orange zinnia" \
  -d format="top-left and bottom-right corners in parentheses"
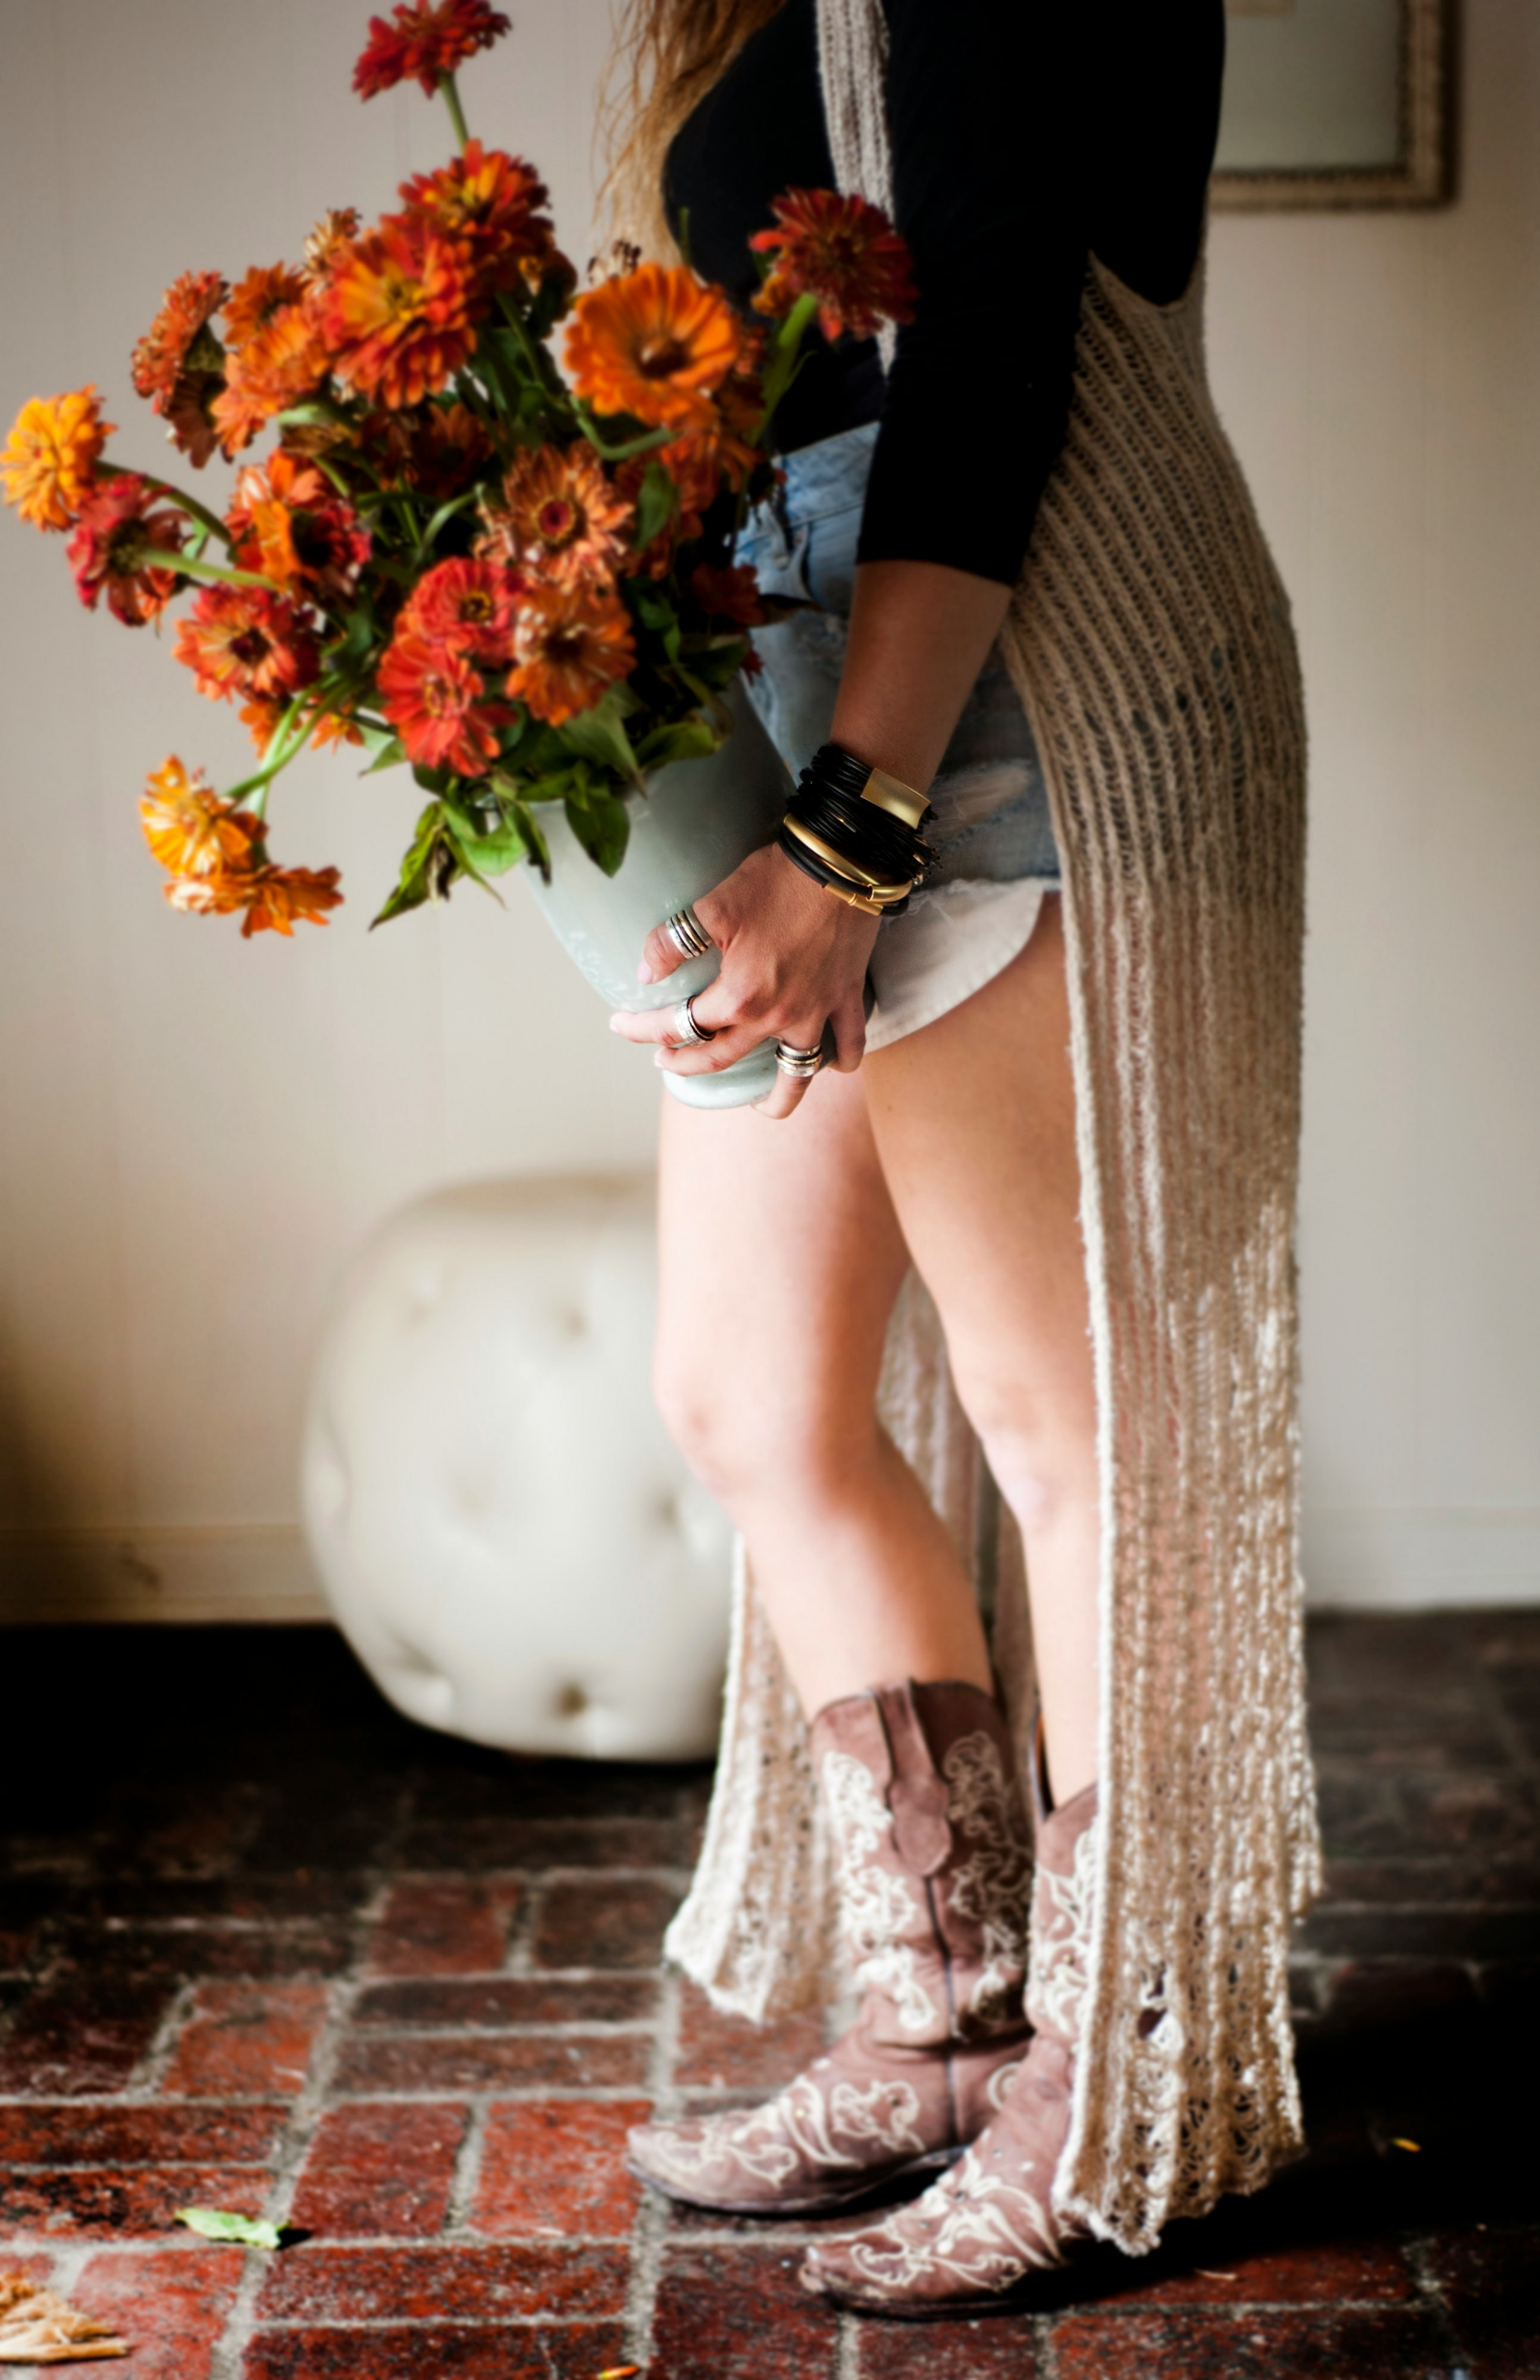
top-left (565, 265), bottom-right (743, 432)
top-left (236, 863), bottom-right (345, 938)
top-left (140, 758), bottom-right (261, 884)
top-left (174, 585), bottom-right (322, 705)
top-left (354, 0), bottom-right (511, 99)
top-left (397, 142), bottom-right (553, 292)
top-left (223, 264), bottom-right (307, 353)
top-left (399, 556), bottom-right (519, 665)
top-left (1, 386), bottom-right (115, 531)
top-left (477, 444), bottom-right (631, 591)
top-left (227, 450), bottom-right (371, 602)
top-left (302, 209), bottom-right (362, 287)
top-left (211, 304), bottom-right (331, 455)
top-left (320, 219), bottom-right (476, 410)
top-left (378, 628), bottom-right (509, 774)
top-left (509, 583), bottom-right (635, 727)
top-left (68, 475), bottom-right (186, 627)
top-left (750, 187), bottom-right (916, 343)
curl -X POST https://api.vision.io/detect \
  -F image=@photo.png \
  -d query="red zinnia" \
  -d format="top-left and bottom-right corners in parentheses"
top-left (354, 0), bottom-right (511, 99)
top-left (689, 562), bottom-right (769, 631)
top-left (397, 142), bottom-right (554, 293)
top-left (68, 475), bottom-right (186, 626)
top-left (320, 218), bottom-right (476, 410)
top-left (378, 630), bottom-right (509, 774)
top-left (399, 555), bottom-right (519, 665)
top-left (174, 584), bottom-right (321, 704)
top-left (750, 187), bottom-right (917, 343)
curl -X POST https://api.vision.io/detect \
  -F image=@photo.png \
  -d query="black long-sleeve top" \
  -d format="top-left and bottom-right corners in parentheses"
top-left (665, 0), bottom-right (1225, 585)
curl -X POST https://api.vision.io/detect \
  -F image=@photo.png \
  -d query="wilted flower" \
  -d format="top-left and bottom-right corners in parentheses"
top-left (1, 386), bottom-right (115, 531)
top-left (509, 581), bottom-right (634, 726)
top-left (68, 474), bottom-right (186, 625)
top-left (140, 757), bottom-right (261, 882)
top-left (130, 271), bottom-right (230, 464)
top-left (750, 187), bottom-right (916, 343)
top-left (174, 584), bottom-right (322, 704)
top-left (478, 443), bottom-right (632, 591)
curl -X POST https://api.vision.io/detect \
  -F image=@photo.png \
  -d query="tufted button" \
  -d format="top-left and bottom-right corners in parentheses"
top-left (301, 1174), bottom-right (733, 1761)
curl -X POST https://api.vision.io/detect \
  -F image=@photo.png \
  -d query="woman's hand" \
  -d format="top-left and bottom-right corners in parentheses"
top-left (608, 841), bottom-right (878, 1120)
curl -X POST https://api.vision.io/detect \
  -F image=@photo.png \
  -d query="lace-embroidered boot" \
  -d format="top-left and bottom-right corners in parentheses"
top-left (799, 1765), bottom-right (1098, 2313)
top-left (627, 1679), bottom-right (1034, 2216)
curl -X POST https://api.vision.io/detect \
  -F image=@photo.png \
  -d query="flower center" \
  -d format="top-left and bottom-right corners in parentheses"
top-left (459, 591), bottom-right (494, 623)
top-left (231, 628), bottom-right (273, 668)
top-left (536, 497), bottom-right (577, 546)
top-left (636, 336), bottom-right (688, 380)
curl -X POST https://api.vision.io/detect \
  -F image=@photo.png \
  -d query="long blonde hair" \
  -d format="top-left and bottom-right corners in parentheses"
top-left (600, 0), bottom-right (791, 259)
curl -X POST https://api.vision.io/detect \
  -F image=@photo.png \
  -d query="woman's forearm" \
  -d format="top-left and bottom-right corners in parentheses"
top-left (831, 558), bottom-right (1012, 793)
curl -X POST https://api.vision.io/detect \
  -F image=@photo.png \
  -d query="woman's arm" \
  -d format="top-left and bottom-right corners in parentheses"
top-left (609, 558), bottom-right (1011, 1119)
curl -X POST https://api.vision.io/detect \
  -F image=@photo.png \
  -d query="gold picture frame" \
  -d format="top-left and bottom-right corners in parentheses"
top-left (1211, 0), bottom-right (1453, 212)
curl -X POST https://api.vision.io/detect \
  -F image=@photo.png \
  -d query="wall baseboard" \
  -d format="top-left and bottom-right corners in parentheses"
top-left (2, 1508), bottom-right (1536, 1623)
top-left (1303, 1506), bottom-right (1540, 1609)
top-left (0, 1525), bottom-right (330, 1623)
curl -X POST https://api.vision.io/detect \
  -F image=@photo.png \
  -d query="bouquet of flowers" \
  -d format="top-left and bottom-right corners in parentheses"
top-left (1, 1), bottom-right (915, 941)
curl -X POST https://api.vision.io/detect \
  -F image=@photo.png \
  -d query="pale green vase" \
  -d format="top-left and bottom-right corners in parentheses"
top-left (518, 678), bottom-right (791, 1109)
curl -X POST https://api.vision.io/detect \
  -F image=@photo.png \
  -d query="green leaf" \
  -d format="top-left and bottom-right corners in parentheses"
top-left (176, 2206), bottom-right (285, 2250)
top-left (362, 735), bottom-right (406, 775)
top-left (442, 791), bottom-right (527, 878)
top-left (634, 715), bottom-right (720, 773)
top-left (555, 686), bottom-right (643, 785)
top-left (633, 461), bottom-right (678, 553)
top-left (371, 800), bottom-right (450, 928)
top-left (563, 787), bottom-right (631, 876)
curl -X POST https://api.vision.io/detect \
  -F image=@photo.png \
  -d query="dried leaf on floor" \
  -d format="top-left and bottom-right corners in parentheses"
top-left (175, 2206), bottom-right (285, 2249)
top-left (0, 2272), bottom-right (129, 2363)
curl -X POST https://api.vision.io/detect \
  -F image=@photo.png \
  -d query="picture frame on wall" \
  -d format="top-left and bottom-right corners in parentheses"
top-left (1211, 0), bottom-right (1453, 211)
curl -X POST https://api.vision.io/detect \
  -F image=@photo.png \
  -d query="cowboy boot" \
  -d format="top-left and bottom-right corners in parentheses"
top-left (627, 1678), bottom-right (1034, 2216)
top-left (800, 1755), bottom-right (1098, 2312)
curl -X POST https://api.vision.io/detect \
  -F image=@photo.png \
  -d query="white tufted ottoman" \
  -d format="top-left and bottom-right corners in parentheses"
top-left (301, 1174), bottom-right (733, 1761)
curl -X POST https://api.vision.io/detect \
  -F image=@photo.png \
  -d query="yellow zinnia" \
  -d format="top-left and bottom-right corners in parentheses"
top-left (1, 386), bottom-right (115, 531)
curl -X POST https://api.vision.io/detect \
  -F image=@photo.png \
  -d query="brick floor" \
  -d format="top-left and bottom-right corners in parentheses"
top-left (0, 1614), bottom-right (1535, 2378)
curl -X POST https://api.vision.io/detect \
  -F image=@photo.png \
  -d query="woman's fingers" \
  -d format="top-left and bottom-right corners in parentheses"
top-left (752, 1066), bottom-right (812, 1122)
top-left (828, 993), bottom-right (868, 1073)
top-left (636, 896), bottom-right (723, 984)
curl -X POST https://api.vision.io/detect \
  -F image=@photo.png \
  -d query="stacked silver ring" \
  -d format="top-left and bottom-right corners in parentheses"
top-left (671, 994), bottom-right (717, 1046)
top-left (774, 1039), bottom-right (824, 1079)
top-left (663, 905), bottom-right (713, 960)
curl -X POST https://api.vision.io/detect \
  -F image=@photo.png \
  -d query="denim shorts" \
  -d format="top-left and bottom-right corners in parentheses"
top-left (734, 421), bottom-right (1060, 1051)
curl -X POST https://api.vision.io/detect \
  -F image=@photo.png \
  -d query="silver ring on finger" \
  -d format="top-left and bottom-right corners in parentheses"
top-left (662, 904), bottom-right (713, 960)
top-left (774, 1038), bottom-right (825, 1079)
top-left (671, 992), bottom-right (718, 1047)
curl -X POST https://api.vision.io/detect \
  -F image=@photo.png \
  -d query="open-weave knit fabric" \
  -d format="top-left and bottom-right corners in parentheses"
top-left (664, 0), bottom-right (1320, 2257)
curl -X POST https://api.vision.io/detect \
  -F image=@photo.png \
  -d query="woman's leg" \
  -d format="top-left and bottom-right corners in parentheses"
top-left (863, 895), bottom-right (1100, 1805)
top-left (655, 1064), bottom-right (991, 1715)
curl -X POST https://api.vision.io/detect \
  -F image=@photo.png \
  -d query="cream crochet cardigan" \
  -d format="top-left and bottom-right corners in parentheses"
top-left (665, 0), bottom-right (1321, 2257)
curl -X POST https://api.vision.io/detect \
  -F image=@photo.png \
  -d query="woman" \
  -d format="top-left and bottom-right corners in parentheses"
top-left (605, 0), bottom-right (1319, 2316)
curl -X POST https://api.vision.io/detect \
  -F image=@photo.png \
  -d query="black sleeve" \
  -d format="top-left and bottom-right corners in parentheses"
top-left (854, 0), bottom-right (1088, 587)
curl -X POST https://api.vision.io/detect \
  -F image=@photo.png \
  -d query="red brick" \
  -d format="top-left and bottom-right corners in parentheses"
top-left (530, 1877), bottom-right (680, 1969)
top-left (54, 1918), bottom-right (353, 1982)
top-left (289, 2103), bottom-right (468, 2238)
top-left (72, 2246), bottom-right (243, 2380)
top-left (0, 1974), bottom-right (173, 2095)
top-left (0, 2165), bottom-right (271, 2241)
top-left (651, 2241), bottom-right (841, 2379)
top-left (674, 1981), bottom-right (827, 2090)
top-left (1424, 2224), bottom-right (1540, 2380)
top-left (333, 2031), bottom-right (649, 2095)
top-left (1050, 2306), bottom-right (1451, 2378)
top-left (853, 2316), bottom-right (1040, 2375)
top-left (0, 2102), bottom-right (286, 2166)
top-left (352, 1975), bottom-right (653, 2028)
top-left (162, 1981), bottom-right (328, 2097)
top-left (244, 2322), bottom-right (628, 2378)
top-left (364, 1881), bottom-right (520, 1977)
top-left (256, 2241), bottom-right (629, 2322)
top-left (1114, 2235), bottom-right (1417, 2308)
top-left (398, 1814), bottom-right (690, 1868)
top-left (470, 2099), bottom-right (651, 2240)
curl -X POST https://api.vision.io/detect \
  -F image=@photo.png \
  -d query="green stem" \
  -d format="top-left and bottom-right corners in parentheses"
top-left (571, 403), bottom-right (675, 465)
top-left (753, 291), bottom-right (820, 444)
top-left (440, 72), bottom-right (470, 151)
top-left (223, 697), bottom-right (317, 816)
top-left (141, 548), bottom-right (281, 593)
top-left (139, 475), bottom-right (234, 549)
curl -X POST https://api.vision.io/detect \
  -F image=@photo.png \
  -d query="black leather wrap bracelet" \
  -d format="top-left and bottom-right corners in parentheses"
top-left (777, 743), bottom-right (934, 919)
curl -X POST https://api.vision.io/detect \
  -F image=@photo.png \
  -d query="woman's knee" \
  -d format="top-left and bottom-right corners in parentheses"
top-left (954, 1365), bottom-right (1099, 1539)
top-left (652, 1330), bottom-right (866, 1512)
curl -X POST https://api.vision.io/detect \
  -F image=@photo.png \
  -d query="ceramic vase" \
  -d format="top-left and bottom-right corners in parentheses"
top-left (518, 677), bottom-right (791, 1108)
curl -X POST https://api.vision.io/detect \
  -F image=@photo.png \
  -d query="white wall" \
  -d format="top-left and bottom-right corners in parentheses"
top-left (1, 0), bottom-right (1536, 1620)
